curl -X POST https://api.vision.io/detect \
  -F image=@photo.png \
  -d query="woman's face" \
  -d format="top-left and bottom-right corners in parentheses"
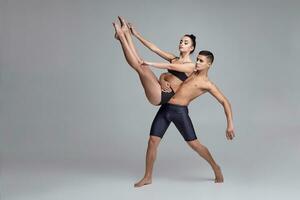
top-left (179, 36), bottom-right (194, 54)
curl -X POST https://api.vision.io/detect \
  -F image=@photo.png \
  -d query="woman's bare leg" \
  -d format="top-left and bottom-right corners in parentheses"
top-left (118, 16), bottom-right (142, 63)
top-left (113, 22), bottom-right (140, 69)
top-left (118, 17), bottom-right (163, 106)
top-left (113, 21), bottom-right (161, 105)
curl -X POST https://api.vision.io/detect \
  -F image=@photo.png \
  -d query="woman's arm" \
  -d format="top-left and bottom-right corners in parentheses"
top-left (129, 23), bottom-right (176, 62)
top-left (144, 61), bottom-right (195, 73)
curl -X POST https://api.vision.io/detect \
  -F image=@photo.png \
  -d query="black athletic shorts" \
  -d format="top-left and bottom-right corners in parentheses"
top-left (150, 103), bottom-right (197, 141)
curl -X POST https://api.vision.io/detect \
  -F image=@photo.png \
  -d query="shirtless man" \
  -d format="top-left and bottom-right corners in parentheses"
top-left (134, 50), bottom-right (235, 187)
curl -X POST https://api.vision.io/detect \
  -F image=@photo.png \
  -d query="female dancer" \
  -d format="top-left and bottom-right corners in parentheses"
top-left (113, 16), bottom-right (196, 105)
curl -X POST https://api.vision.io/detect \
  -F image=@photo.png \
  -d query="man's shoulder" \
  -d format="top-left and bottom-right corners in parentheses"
top-left (204, 79), bottom-right (219, 91)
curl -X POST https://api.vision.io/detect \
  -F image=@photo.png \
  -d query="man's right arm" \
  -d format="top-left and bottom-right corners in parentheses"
top-left (159, 73), bottom-right (172, 92)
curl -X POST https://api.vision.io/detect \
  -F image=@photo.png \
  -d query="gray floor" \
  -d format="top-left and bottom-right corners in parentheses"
top-left (2, 123), bottom-right (300, 200)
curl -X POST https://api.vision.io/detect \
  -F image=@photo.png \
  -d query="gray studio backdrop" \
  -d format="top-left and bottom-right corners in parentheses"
top-left (1, 0), bottom-right (300, 196)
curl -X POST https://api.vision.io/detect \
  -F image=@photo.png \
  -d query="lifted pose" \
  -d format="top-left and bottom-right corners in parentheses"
top-left (134, 51), bottom-right (235, 187)
top-left (113, 16), bottom-right (196, 105)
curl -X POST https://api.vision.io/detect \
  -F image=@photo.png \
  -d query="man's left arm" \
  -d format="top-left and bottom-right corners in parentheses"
top-left (207, 82), bottom-right (235, 140)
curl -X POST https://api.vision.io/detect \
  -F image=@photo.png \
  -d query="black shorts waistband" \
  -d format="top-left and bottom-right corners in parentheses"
top-left (162, 103), bottom-right (188, 110)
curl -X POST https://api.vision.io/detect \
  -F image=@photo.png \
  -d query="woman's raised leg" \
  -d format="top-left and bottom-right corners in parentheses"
top-left (113, 21), bottom-right (161, 105)
top-left (118, 16), bottom-right (142, 64)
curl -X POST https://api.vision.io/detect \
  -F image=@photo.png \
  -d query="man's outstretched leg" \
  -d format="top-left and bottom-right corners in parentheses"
top-left (187, 139), bottom-right (224, 183)
top-left (134, 136), bottom-right (161, 187)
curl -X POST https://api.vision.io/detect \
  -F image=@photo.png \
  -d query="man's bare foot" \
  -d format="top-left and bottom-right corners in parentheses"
top-left (134, 177), bottom-right (152, 187)
top-left (214, 165), bottom-right (224, 183)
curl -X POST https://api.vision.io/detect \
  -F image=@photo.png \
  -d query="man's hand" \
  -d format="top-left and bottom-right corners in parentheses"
top-left (144, 61), bottom-right (153, 66)
top-left (160, 79), bottom-right (172, 93)
top-left (140, 60), bottom-right (150, 68)
top-left (194, 65), bottom-right (206, 71)
top-left (226, 126), bottom-right (235, 140)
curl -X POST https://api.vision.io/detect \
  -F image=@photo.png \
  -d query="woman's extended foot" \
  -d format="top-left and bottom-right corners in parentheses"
top-left (114, 32), bottom-right (119, 40)
top-left (114, 31), bottom-right (119, 40)
top-left (113, 20), bottom-right (123, 40)
top-left (134, 177), bottom-right (152, 187)
top-left (118, 16), bottom-right (130, 34)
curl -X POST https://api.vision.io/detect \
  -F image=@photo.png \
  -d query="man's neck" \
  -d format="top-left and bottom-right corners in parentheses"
top-left (194, 69), bottom-right (209, 77)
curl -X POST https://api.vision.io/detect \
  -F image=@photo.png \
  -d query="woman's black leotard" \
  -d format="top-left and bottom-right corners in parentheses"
top-left (167, 57), bottom-right (189, 81)
top-left (158, 57), bottom-right (191, 104)
top-left (167, 69), bottom-right (188, 81)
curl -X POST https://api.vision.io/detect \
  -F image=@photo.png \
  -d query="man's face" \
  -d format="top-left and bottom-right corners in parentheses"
top-left (195, 55), bottom-right (211, 71)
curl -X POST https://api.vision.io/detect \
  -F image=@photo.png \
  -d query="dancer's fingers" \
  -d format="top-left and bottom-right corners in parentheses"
top-left (229, 130), bottom-right (234, 140)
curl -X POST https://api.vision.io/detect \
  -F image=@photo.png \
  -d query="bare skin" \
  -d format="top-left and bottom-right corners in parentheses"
top-left (134, 135), bottom-right (161, 187)
top-left (113, 16), bottom-right (195, 105)
top-left (134, 137), bottom-right (223, 187)
top-left (134, 54), bottom-right (235, 187)
top-left (113, 17), bottom-right (222, 186)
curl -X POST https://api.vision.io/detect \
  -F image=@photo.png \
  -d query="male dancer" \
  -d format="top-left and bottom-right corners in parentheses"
top-left (134, 50), bottom-right (235, 187)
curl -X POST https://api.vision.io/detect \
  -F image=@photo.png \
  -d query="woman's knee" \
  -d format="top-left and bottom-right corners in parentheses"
top-left (149, 100), bottom-right (160, 106)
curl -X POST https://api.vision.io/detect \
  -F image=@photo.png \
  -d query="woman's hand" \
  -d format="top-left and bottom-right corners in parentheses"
top-left (128, 23), bottom-right (138, 36)
top-left (194, 64), bottom-right (205, 71)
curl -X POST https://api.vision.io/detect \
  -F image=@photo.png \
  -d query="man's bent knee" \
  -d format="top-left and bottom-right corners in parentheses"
top-left (148, 136), bottom-right (161, 147)
top-left (187, 139), bottom-right (201, 149)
